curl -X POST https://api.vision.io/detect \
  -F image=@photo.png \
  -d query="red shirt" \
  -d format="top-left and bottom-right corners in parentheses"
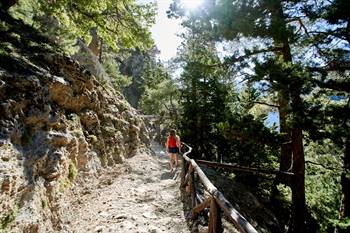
top-left (167, 136), bottom-right (177, 148)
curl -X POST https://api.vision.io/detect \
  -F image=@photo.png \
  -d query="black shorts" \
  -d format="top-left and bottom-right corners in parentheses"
top-left (168, 147), bottom-right (179, 153)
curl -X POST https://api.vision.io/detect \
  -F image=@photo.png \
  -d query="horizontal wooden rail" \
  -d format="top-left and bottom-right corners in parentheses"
top-left (180, 143), bottom-right (258, 233)
top-left (182, 142), bottom-right (192, 161)
top-left (196, 159), bottom-right (294, 176)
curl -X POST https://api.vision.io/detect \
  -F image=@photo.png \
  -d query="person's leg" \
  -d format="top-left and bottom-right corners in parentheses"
top-left (168, 152), bottom-right (173, 170)
top-left (175, 153), bottom-right (179, 167)
top-left (170, 153), bottom-right (176, 170)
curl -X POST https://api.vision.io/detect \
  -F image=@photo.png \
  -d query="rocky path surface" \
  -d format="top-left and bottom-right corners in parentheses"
top-left (64, 143), bottom-right (189, 233)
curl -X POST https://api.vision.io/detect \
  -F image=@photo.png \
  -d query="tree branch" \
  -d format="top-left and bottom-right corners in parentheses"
top-left (162, 103), bottom-right (171, 111)
top-left (253, 101), bottom-right (280, 108)
top-left (200, 47), bottom-right (283, 68)
top-left (296, 17), bottom-right (311, 37)
top-left (313, 79), bottom-right (350, 93)
top-left (223, 47), bottom-right (283, 66)
top-left (305, 160), bottom-right (341, 171)
top-left (70, 4), bottom-right (122, 35)
top-left (308, 29), bottom-right (349, 42)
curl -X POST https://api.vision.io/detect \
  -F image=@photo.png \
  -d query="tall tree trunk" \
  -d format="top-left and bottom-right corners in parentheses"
top-left (277, 90), bottom-right (293, 185)
top-left (289, 91), bottom-right (306, 233)
top-left (281, 42), bottom-right (306, 233)
top-left (336, 140), bottom-right (350, 233)
top-left (270, 1), bottom-right (306, 232)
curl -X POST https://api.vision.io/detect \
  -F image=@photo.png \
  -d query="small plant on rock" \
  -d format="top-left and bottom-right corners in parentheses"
top-left (68, 162), bottom-right (78, 181)
top-left (0, 203), bottom-right (19, 229)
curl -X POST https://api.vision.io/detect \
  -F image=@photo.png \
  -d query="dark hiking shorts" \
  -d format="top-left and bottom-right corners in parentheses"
top-left (168, 147), bottom-right (179, 153)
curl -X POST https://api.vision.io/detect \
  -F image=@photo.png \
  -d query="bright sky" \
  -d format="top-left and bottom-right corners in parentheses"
top-left (152, 0), bottom-right (183, 61)
top-left (140, 0), bottom-right (183, 61)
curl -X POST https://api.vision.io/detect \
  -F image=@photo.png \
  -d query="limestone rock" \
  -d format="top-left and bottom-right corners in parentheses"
top-left (0, 10), bottom-right (150, 232)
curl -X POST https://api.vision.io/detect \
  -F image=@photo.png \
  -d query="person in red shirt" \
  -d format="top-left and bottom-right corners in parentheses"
top-left (165, 129), bottom-right (181, 171)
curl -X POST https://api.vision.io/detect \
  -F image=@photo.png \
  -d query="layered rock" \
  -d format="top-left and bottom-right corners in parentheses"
top-left (0, 10), bottom-right (149, 232)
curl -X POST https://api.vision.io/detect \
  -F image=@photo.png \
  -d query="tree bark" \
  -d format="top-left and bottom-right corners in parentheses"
top-left (289, 126), bottom-right (306, 233)
top-left (277, 90), bottom-right (293, 185)
top-left (270, 1), bottom-right (306, 232)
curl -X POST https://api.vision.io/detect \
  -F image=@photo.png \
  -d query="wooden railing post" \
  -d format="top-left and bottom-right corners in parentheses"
top-left (190, 166), bottom-right (197, 210)
top-left (181, 154), bottom-right (186, 184)
top-left (180, 142), bottom-right (258, 233)
top-left (208, 198), bottom-right (223, 233)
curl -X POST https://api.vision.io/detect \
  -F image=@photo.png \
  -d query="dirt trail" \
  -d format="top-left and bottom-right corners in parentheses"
top-left (64, 142), bottom-right (189, 233)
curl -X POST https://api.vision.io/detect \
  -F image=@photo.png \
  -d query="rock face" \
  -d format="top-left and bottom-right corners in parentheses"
top-left (0, 10), bottom-right (149, 232)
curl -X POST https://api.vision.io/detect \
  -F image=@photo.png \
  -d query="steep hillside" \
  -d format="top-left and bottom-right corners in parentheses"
top-left (0, 10), bottom-right (149, 232)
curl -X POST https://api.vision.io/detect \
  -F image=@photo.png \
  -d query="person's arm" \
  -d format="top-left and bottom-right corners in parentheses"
top-left (176, 136), bottom-right (181, 149)
top-left (165, 137), bottom-right (169, 149)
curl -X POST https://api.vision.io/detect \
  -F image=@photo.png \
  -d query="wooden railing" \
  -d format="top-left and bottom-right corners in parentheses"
top-left (180, 142), bottom-right (258, 233)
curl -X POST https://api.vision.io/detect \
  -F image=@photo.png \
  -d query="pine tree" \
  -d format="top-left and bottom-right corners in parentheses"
top-left (176, 20), bottom-right (232, 161)
top-left (170, 0), bottom-right (349, 232)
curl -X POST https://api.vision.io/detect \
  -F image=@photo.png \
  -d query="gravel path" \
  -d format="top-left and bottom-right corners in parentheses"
top-left (65, 143), bottom-right (189, 233)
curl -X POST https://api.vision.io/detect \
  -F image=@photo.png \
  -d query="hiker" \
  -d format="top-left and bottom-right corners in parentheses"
top-left (165, 129), bottom-right (181, 171)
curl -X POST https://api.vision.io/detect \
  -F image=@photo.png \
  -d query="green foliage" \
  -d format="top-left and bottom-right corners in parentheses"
top-left (102, 52), bottom-right (131, 90)
top-left (21, 127), bottom-right (33, 145)
top-left (178, 40), bottom-right (231, 160)
top-left (0, 202), bottom-right (19, 229)
top-left (332, 217), bottom-right (350, 231)
top-left (140, 79), bottom-right (178, 114)
top-left (170, 2), bottom-right (282, 195)
top-left (59, 178), bottom-right (71, 193)
top-left (305, 140), bottom-right (342, 232)
top-left (68, 162), bottom-right (78, 181)
top-left (170, 0), bottom-right (350, 231)
top-left (116, 46), bottom-right (181, 121)
top-left (137, 57), bottom-right (182, 132)
top-left (10, 0), bottom-right (156, 51)
top-left (216, 88), bottom-right (280, 192)
top-left (8, 0), bottom-right (40, 25)
top-left (41, 199), bottom-right (47, 209)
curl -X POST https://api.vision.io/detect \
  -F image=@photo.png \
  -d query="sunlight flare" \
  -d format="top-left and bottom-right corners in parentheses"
top-left (182, 0), bottom-right (204, 10)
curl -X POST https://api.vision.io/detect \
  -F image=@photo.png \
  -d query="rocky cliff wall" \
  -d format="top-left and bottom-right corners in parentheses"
top-left (0, 11), bottom-right (149, 232)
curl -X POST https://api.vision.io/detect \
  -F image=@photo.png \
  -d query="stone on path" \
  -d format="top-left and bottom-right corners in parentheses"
top-left (64, 142), bottom-right (189, 233)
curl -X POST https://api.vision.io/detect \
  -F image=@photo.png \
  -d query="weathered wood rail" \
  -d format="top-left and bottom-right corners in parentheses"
top-left (180, 142), bottom-right (258, 233)
top-left (195, 159), bottom-right (294, 177)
